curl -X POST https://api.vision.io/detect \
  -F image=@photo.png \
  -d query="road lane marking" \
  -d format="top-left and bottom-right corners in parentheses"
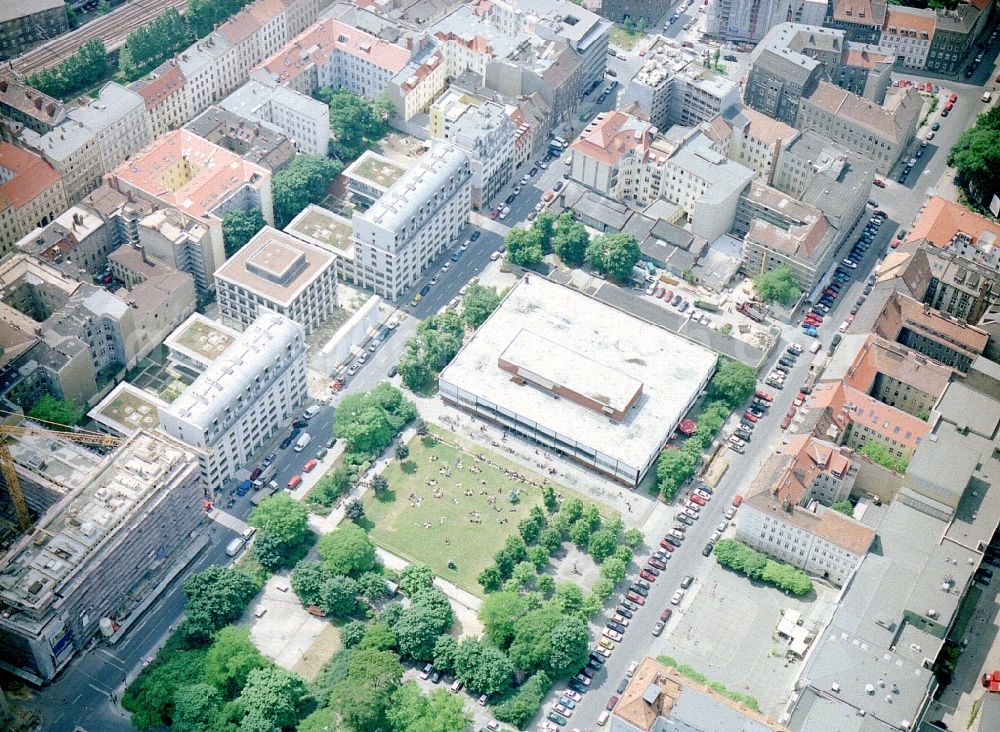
top-left (99, 649), bottom-right (124, 665)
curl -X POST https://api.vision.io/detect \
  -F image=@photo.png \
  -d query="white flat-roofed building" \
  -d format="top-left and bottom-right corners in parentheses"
top-left (350, 141), bottom-right (471, 301)
top-left (438, 277), bottom-right (717, 486)
top-left (157, 311), bottom-right (307, 489)
top-left (0, 429), bottom-right (204, 683)
top-left (219, 80), bottom-right (329, 157)
top-left (65, 82), bottom-right (152, 175)
top-left (214, 225), bottom-right (337, 333)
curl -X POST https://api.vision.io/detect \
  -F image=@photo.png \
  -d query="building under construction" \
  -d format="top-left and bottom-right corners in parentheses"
top-left (0, 428), bottom-right (205, 683)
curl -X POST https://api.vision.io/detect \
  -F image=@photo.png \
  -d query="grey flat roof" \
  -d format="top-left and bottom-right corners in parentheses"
top-left (670, 686), bottom-right (778, 732)
top-left (439, 277), bottom-right (716, 470)
top-left (936, 381), bottom-right (1000, 438)
top-left (905, 428), bottom-right (981, 506)
top-left (788, 687), bottom-right (901, 732)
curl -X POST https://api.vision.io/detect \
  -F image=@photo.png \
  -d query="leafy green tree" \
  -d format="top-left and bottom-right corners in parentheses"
top-left (28, 395), bottom-right (81, 429)
top-left (318, 89), bottom-right (391, 161)
top-left (585, 232), bottom-right (640, 280)
top-left (505, 227), bottom-right (543, 267)
top-left (518, 515), bottom-right (543, 545)
top-left (341, 620), bottom-right (367, 648)
top-left (568, 518), bottom-right (593, 548)
top-left (477, 565), bottom-right (502, 593)
top-left (237, 666), bottom-right (307, 731)
top-left (272, 154), bottom-right (343, 228)
top-left (379, 603), bottom-right (405, 628)
top-left (249, 493), bottom-right (310, 551)
top-left (461, 284), bottom-right (502, 328)
top-left (358, 571), bottom-right (389, 603)
top-left (399, 564), bottom-right (435, 596)
top-left (322, 574), bottom-right (361, 616)
top-left (622, 528), bottom-right (644, 549)
top-left (713, 539), bottom-right (812, 595)
top-left (317, 523), bottom-right (377, 577)
top-left (655, 448), bottom-right (697, 501)
top-left (297, 707), bottom-right (341, 732)
top-left (119, 9), bottom-right (189, 80)
top-left (433, 635), bottom-right (458, 674)
top-left (587, 528), bottom-right (618, 562)
top-left (328, 649), bottom-right (404, 731)
top-left (949, 106), bottom-right (1000, 205)
top-left (222, 209), bottom-right (266, 257)
top-left (27, 39), bottom-right (109, 99)
top-left (171, 683), bottom-right (221, 732)
top-left (599, 556), bottom-right (628, 586)
top-left (202, 626), bottom-right (269, 699)
top-left (334, 384), bottom-right (416, 456)
top-left (591, 576), bottom-right (615, 601)
top-left (532, 212), bottom-right (557, 251)
top-left (507, 606), bottom-right (560, 672)
top-left (547, 616), bottom-right (590, 677)
top-left (186, 0), bottom-right (250, 38)
top-left (345, 498), bottom-right (366, 522)
top-left (552, 583), bottom-right (584, 616)
top-left (538, 526), bottom-right (562, 553)
top-left (395, 587), bottom-right (453, 660)
top-left (832, 500), bottom-right (853, 516)
top-left (753, 266), bottom-right (801, 306)
top-left (398, 312), bottom-right (466, 393)
top-left (358, 622), bottom-right (398, 652)
top-left (454, 639), bottom-right (514, 696)
top-left (180, 567), bottom-right (261, 644)
top-left (395, 444), bottom-right (410, 460)
top-left (122, 644), bottom-right (209, 730)
top-left (859, 440), bottom-right (907, 472)
top-left (552, 212), bottom-right (590, 266)
top-left (387, 682), bottom-right (472, 732)
top-left (492, 671), bottom-right (550, 728)
top-left (309, 465), bottom-right (355, 508)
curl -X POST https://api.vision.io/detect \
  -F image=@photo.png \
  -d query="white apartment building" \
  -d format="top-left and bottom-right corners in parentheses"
top-left (429, 89), bottom-right (515, 210)
top-left (220, 80), bottom-right (329, 156)
top-left (880, 6), bottom-right (936, 69)
top-left (131, 63), bottom-right (191, 139)
top-left (796, 82), bottom-right (922, 175)
top-left (350, 142), bottom-right (471, 301)
top-left (65, 83), bottom-right (152, 174)
top-left (705, 105), bottom-right (799, 183)
top-left (214, 226), bottom-right (338, 333)
top-left (737, 435), bottom-right (873, 587)
top-left (706, 0), bottom-right (827, 43)
top-left (621, 40), bottom-right (740, 131)
top-left (138, 208), bottom-right (217, 301)
top-left (157, 311), bottom-right (308, 490)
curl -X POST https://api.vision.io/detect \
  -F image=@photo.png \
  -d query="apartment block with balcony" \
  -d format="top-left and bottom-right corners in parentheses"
top-left (349, 141), bottom-right (471, 301)
top-left (157, 311), bottom-right (307, 489)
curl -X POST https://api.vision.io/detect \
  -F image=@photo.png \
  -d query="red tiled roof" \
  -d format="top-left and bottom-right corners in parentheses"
top-left (136, 65), bottom-right (186, 110)
top-left (0, 142), bottom-right (61, 209)
top-left (906, 195), bottom-right (1000, 249)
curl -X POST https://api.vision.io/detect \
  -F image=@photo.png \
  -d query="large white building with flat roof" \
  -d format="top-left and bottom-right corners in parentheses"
top-left (157, 311), bottom-right (307, 489)
top-left (438, 278), bottom-right (717, 486)
top-left (350, 141), bottom-right (471, 301)
top-left (214, 225), bottom-right (337, 333)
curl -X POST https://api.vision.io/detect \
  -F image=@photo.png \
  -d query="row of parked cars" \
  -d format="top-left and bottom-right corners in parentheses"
top-left (646, 284), bottom-right (690, 312)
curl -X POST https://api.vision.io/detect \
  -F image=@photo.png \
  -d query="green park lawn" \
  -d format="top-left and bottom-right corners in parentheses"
top-left (363, 427), bottom-right (565, 595)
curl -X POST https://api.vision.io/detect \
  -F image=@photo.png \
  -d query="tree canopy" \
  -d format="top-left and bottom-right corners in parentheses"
top-left (119, 9), bottom-right (189, 81)
top-left (28, 395), bottom-right (81, 430)
top-left (949, 105), bottom-right (1000, 207)
top-left (454, 638), bottom-right (514, 696)
top-left (334, 383), bottom-right (416, 457)
top-left (505, 227), bottom-right (544, 267)
top-left (222, 209), bottom-right (266, 257)
top-left (180, 567), bottom-right (261, 644)
top-left (552, 212), bottom-right (590, 266)
top-left (237, 666), bottom-right (307, 731)
top-left (273, 154), bottom-right (343, 228)
top-left (585, 232), bottom-right (640, 280)
top-left (713, 539), bottom-right (813, 595)
top-left (317, 524), bottom-right (377, 577)
top-left (397, 311), bottom-right (466, 393)
top-left (753, 266), bottom-right (801, 306)
top-left (202, 626), bottom-right (270, 700)
top-left (26, 40), bottom-right (109, 100)
top-left (655, 448), bottom-right (697, 501)
top-left (386, 683), bottom-right (471, 732)
top-left (710, 358), bottom-right (756, 409)
top-left (461, 284), bottom-right (502, 328)
top-left (859, 440), bottom-right (908, 473)
top-left (318, 89), bottom-right (393, 162)
top-left (249, 493), bottom-right (310, 553)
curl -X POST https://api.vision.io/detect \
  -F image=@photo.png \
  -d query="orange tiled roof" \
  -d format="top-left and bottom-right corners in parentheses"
top-left (136, 65), bottom-right (186, 109)
top-left (874, 290), bottom-right (988, 359)
top-left (843, 334), bottom-right (954, 398)
top-left (811, 381), bottom-right (929, 452)
top-left (0, 142), bottom-right (61, 209)
top-left (906, 195), bottom-right (1000, 249)
top-left (107, 129), bottom-right (270, 223)
top-left (570, 110), bottom-right (655, 167)
top-left (883, 6), bottom-right (936, 38)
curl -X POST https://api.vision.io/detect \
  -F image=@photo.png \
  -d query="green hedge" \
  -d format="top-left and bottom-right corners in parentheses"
top-left (713, 539), bottom-right (813, 596)
top-left (657, 656), bottom-right (759, 711)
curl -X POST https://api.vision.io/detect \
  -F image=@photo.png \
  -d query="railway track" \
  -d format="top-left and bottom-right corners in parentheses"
top-left (12, 0), bottom-right (189, 76)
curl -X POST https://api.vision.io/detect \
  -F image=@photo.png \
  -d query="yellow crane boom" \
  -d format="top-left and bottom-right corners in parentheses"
top-left (1, 424), bottom-right (124, 531)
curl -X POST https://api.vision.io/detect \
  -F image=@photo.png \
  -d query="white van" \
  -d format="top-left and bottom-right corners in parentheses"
top-left (294, 432), bottom-right (312, 452)
top-left (597, 710), bottom-right (611, 726)
top-left (809, 340), bottom-right (821, 354)
top-left (303, 405), bottom-right (321, 419)
top-left (983, 92), bottom-right (992, 103)
top-left (226, 537), bottom-right (246, 557)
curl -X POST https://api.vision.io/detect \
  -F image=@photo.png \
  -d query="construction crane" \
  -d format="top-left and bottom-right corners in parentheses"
top-left (0, 420), bottom-right (124, 532)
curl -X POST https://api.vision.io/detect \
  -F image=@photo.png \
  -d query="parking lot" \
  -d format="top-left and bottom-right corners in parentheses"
top-left (654, 559), bottom-right (839, 719)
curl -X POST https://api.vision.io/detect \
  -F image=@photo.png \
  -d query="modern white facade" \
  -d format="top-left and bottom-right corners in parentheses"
top-left (157, 311), bottom-right (308, 490)
top-left (214, 225), bottom-right (338, 333)
top-left (349, 142), bottom-right (471, 301)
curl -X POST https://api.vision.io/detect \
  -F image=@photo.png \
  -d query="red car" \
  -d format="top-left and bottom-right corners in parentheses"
top-left (781, 414), bottom-right (792, 430)
top-left (944, 102), bottom-right (953, 112)
top-left (490, 209), bottom-right (501, 220)
top-left (660, 608), bottom-right (673, 622)
top-left (755, 389), bottom-right (773, 401)
top-left (949, 92), bottom-right (958, 104)
top-left (873, 178), bottom-right (886, 188)
top-left (626, 591), bottom-right (646, 605)
top-left (890, 240), bottom-right (900, 249)
top-left (639, 569), bottom-right (657, 582)
top-left (648, 557), bottom-right (666, 570)
top-left (742, 411), bottom-right (758, 423)
top-left (659, 539), bottom-right (676, 552)
top-left (607, 696), bottom-right (620, 711)
top-left (250, 466), bottom-right (263, 480)
top-left (689, 494), bottom-right (706, 507)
